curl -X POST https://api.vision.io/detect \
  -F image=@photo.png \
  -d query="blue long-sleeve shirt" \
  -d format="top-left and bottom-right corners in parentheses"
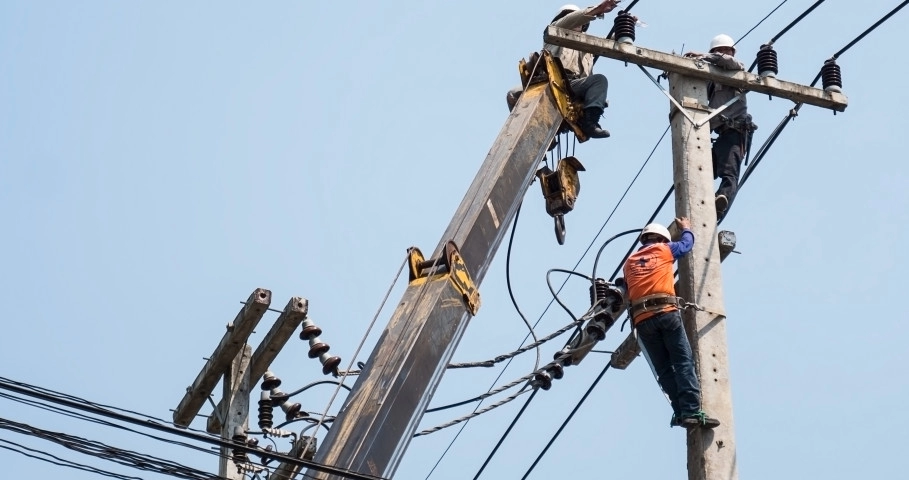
top-left (667, 229), bottom-right (694, 259)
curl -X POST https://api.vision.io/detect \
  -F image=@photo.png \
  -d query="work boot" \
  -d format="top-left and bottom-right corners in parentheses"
top-left (680, 410), bottom-right (721, 429)
top-left (715, 194), bottom-right (729, 218)
top-left (669, 413), bottom-right (681, 428)
top-left (579, 107), bottom-right (610, 139)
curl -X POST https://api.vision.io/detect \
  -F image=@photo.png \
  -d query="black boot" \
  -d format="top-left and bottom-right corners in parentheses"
top-left (579, 107), bottom-right (610, 139)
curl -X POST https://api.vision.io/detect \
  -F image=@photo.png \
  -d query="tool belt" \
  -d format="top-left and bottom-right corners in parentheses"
top-left (715, 113), bottom-right (758, 135)
top-left (630, 293), bottom-right (680, 319)
top-left (564, 69), bottom-right (582, 81)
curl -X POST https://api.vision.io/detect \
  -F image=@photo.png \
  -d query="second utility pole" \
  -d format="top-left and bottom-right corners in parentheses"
top-left (543, 25), bottom-right (847, 480)
top-left (668, 71), bottom-right (735, 479)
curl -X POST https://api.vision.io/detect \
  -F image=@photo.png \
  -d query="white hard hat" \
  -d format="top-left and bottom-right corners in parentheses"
top-left (709, 34), bottom-right (736, 52)
top-left (552, 4), bottom-right (581, 23)
top-left (640, 223), bottom-right (671, 243)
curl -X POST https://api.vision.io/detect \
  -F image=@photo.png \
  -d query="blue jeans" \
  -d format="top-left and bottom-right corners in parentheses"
top-left (636, 309), bottom-right (701, 416)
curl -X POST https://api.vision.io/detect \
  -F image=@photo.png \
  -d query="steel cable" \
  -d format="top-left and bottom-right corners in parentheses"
top-left (735, 0), bottom-right (788, 48)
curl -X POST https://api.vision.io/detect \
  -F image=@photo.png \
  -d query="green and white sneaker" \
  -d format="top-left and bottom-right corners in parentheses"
top-left (680, 410), bottom-right (721, 429)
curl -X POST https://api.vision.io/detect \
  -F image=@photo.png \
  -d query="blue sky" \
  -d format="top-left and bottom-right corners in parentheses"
top-left (2, 1), bottom-right (907, 479)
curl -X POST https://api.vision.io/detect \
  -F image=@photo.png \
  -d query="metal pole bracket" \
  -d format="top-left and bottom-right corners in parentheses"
top-left (407, 242), bottom-right (481, 315)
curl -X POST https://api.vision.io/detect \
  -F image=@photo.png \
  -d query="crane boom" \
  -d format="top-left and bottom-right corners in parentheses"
top-left (306, 80), bottom-right (566, 479)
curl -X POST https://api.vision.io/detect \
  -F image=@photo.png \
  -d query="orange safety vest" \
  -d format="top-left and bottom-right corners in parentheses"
top-left (623, 243), bottom-right (678, 324)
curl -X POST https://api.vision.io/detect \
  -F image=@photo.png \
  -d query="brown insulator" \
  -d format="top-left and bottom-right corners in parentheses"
top-left (257, 391), bottom-right (274, 429)
top-left (260, 370), bottom-right (281, 390)
top-left (299, 324), bottom-right (323, 340)
top-left (321, 355), bottom-right (341, 376)
top-left (308, 342), bottom-right (330, 358)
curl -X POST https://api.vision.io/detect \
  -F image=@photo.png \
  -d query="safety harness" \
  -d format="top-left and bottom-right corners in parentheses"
top-left (716, 113), bottom-right (759, 165)
top-left (629, 293), bottom-right (681, 320)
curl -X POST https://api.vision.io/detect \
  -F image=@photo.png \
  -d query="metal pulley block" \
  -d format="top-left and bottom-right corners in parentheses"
top-left (407, 241), bottom-right (481, 315)
top-left (535, 156), bottom-right (585, 245)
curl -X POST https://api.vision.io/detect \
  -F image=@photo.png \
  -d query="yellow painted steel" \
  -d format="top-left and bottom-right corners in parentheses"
top-left (518, 50), bottom-right (588, 141)
top-left (406, 243), bottom-right (480, 315)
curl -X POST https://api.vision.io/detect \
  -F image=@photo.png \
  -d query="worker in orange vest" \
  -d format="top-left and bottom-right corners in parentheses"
top-left (623, 217), bottom-right (720, 428)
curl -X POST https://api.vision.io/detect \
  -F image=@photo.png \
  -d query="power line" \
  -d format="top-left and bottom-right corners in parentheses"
top-left (0, 390), bottom-right (225, 464)
top-left (0, 438), bottom-right (144, 480)
top-left (0, 376), bottom-right (387, 480)
top-left (743, 0), bottom-right (909, 188)
top-left (0, 417), bottom-right (227, 480)
top-left (471, 389), bottom-right (539, 480)
top-left (735, 0), bottom-right (788, 48)
top-left (445, 318), bottom-right (584, 371)
top-left (747, 0), bottom-right (826, 72)
top-left (830, 0), bottom-right (909, 60)
top-left (609, 185), bottom-right (674, 281)
top-left (521, 363), bottom-right (613, 479)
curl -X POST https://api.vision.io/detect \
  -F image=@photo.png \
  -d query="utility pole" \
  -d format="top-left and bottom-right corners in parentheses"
top-left (172, 289), bottom-right (308, 479)
top-left (219, 344), bottom-right (251, 480)
top-left (668, 70), bottom-right (736, 479)
top-left (544, 27), bottom-right (847, 480)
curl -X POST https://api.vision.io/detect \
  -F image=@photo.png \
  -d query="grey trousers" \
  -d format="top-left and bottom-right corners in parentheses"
top-left (506, 73), bottom-right (608, 111)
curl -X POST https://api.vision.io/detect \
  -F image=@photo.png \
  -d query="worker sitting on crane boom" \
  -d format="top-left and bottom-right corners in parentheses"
top-left (506, 0), bottom-right (622, 139)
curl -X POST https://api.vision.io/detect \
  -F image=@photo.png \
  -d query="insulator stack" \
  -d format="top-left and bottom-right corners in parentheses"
top-left (553, 348), bottom-right (572, 366)
top-left (260, 371), bottom-right (308, 423)
top-left (257, 391), bottom-right (273, 429)
top-left (756, 44), bottom-right (779, 78)
top-left (547, 363), bottom-right (564, 380)
top-left (231, 426), bottom-right (250, 465)
top-left (534, 371), bottom-right (553, 391)
top-left (612, 11), bottom-right (636, 44)
top-left (299, 317), bottom-right (342, 376)
top-left (821, 59), bottom-right (842, 92)
top-left (279, 399), bottom-right (307, 422)
top-left (260, 370), bottom-right (281, 390)
top-left (586, 278), bottom-right (616, 341)
top-left (584, 313), bottom-right (615, 342)
top-left (589, 278), bottom-right (610, 306)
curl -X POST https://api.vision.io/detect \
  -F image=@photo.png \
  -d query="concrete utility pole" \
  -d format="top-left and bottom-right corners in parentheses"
top-left (219, 344), bottom-right (251, 480)
top-left (172, 290), bottom-right (308, 479)
top-left (544, 27), bottom-right (847, 480)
